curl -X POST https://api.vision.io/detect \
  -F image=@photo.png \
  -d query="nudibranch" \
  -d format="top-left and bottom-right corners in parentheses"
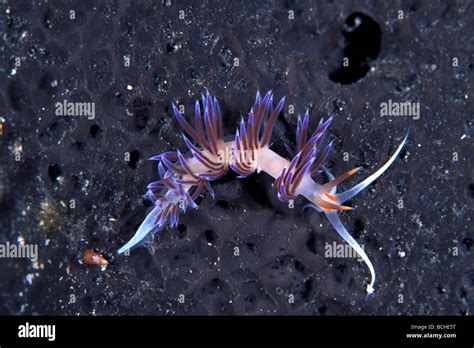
top-left (118, 90), bottom-right (407, 294)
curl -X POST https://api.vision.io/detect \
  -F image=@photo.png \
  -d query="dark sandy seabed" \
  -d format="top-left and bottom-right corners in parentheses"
top-left (0, 0), bottom-right (472, 315)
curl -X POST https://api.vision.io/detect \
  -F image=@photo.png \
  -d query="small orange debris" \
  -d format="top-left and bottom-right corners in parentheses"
top-left (83, 250), bottom-right (108, 267)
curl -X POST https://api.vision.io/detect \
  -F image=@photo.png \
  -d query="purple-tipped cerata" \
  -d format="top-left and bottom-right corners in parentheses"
top-left (118, 90), bottom-right (408, 295)
top-left (230, 90), bottom-right (285, 177)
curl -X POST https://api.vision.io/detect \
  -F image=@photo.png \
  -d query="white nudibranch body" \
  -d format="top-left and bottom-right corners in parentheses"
top-left (117, 90), bottom-right (408, 295)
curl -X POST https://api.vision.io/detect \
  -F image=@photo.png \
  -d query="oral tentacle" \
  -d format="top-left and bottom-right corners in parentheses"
top-left (335, 133), bottom-right (408, 204)
top-left (324, 209), bottom-right (376, 294)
